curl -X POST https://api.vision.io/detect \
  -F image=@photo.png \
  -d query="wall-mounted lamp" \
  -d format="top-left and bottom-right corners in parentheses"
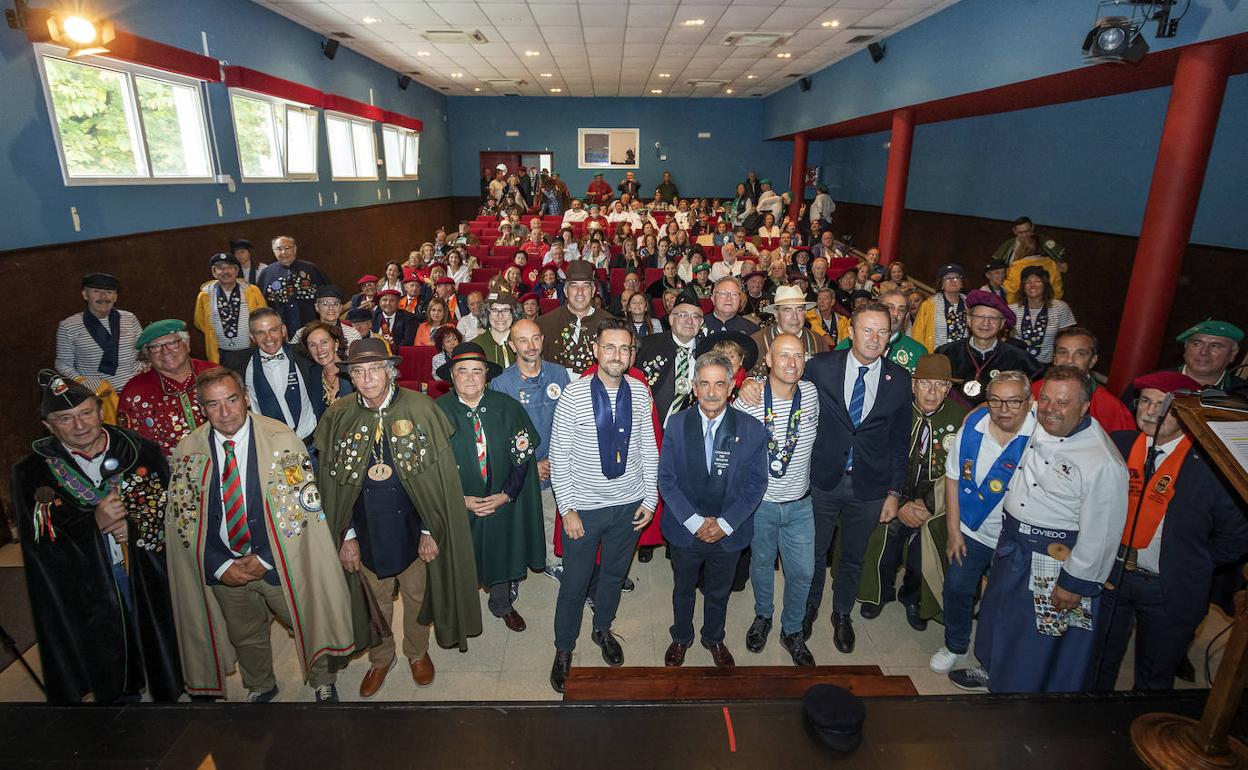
top-left (6, 0), bottom-right (116, 57)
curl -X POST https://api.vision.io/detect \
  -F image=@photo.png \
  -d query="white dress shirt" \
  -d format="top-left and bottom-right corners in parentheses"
top-left (254, 353), bottom-right (317, 440)
top-left (211, 418), bottom-right (272, 578)
top-left (66, 434), bottom-right (123, 565)
top-left (842, 350), bottom-right (883, 422)
top-left (680, 408), bottom-right (737, 536)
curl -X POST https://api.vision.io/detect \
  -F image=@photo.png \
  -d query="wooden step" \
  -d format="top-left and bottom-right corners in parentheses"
top-left (563, 665), bottom-right (917, 702)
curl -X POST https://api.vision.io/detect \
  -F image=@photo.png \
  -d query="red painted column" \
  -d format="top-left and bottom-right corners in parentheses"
top-left (877, 109), bottom-right (914, 265)
top-left (1107, 40), bottom-right (1234, 394)
top-left (787, 131), bottom-right (809, 226)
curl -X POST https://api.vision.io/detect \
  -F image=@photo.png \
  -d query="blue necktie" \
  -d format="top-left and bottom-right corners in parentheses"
top-left (705, 417), bottom-right (716, 473)
top-left (847, 365), bottom-right (868, 470)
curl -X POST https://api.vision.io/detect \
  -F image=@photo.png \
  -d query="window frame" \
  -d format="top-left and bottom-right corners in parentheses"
top-left (227, 88), bottom-right (320, 183)
top-left (325, 111), bottom-right (379, 181)
top-left (381, 123), bottom-right (420, 180)
top-left (577, 127), bottom-right (640, 170)
top-left (34, 43), bottom-right (217, 187)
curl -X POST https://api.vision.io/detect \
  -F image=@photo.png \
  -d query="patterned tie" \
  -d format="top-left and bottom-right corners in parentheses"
top-left (704, 416), bottom-right (716, 473)
top-left (380, 316), bottom-right (393, 343)
top-left (261, 352), bottom-right (286, 362)
top-left (472, 410), bottom-right (488, 482)
top-left (222, 440), bottom-right (251, 555)
top-left (676, 347), bottom-right (691, 389)
top-left (1143, 447), bottom-right (1162, 481)
top-left (847, 365), bottom-right (868, 470)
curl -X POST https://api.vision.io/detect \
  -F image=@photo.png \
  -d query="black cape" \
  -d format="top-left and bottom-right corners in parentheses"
top-left (11, 425), bottom-right (183, 703)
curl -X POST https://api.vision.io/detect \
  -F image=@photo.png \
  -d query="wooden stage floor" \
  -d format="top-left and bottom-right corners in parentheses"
top-left (0, 690), bottom-right (1241, 768)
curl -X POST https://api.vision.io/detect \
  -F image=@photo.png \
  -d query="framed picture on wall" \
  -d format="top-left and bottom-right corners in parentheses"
top-left (578, 128), bottom-right (640, 169)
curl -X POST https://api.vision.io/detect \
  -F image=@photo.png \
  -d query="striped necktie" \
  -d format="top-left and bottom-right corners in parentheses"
top-left (846, 365), bottom-right (868, 471)
top-left (471, 409), bottom-right (488, 482)
top-left (222, 440), bottom-right (251, 555)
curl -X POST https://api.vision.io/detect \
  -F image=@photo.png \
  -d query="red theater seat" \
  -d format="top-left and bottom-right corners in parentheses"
top-left (539, 298), bottom-right (561, 314)
top-left (651, 298), bottom-right (667, 318)
top-left (397, 344), bottom-right (436, 390)
top-left (458, 281), bottom-right (489, 300)
top-left (492, 245), bottom-right (518, 259)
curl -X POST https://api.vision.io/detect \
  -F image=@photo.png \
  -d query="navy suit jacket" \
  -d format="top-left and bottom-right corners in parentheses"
top-left (373, 308), bottom-right (417, 347)
top-left (805, 348), bottom-right (912, 498)
top-left (1111, 430), bottom-right (1248, 626)
top-left (658, 407), bottom-right (768, 552)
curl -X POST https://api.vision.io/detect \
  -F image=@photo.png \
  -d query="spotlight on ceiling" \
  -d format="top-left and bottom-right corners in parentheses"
top-left (1081, 16), bottom-right (1148, 64)
top-left (322, 38), bottom-right (340, 60)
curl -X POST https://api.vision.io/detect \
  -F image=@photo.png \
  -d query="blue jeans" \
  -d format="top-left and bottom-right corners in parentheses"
top-left (942, 534), bottom-right (995, 655)
top-left (750, 497), bottom-right (815, 635)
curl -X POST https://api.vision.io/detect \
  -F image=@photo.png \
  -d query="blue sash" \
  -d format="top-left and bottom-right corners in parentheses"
top-left (592, 375), bottom-right (632, 479)
top-left (957, 410), bottom-right (1028, 531)
top-left (83, 309), bottom-right (120, 376)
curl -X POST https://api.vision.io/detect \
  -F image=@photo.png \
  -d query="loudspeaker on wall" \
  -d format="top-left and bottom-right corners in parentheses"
top-left (868, 42), bottom-right (885, 63)
top-left (322, 39), bottom-right (339, 60)
top-left (798, 77), bottom-right (812, 92)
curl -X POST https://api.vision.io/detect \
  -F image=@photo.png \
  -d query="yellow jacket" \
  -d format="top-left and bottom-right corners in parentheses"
top-left (1002, 255), bottom-right (1064, 303)
top-left (807, 308), bottom-right (851, 343)
top-left (910, 296), bottom-right (937, 353)
top-left (193, 282), bottom-right (267, 363)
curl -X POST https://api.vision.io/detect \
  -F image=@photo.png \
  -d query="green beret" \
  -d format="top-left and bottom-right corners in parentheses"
top-left (1177, 319), bottom-right (1243, 343)
top-left (693, 263), bottom-right (711, 274)
top-left (136, 319), bottom-right (187, 350)
top-left (759, 178), bottom-right (772, 186)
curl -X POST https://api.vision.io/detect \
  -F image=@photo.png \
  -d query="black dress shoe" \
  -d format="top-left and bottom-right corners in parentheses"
top-left (592, 629), bottom-right (624, 666)
top-left (637, 547), bottom-right (654, 563)
top-left (701, 639), bottom-right (736, 668)
top-left (501, 609), bottom-right (527, 632)
top-left (859, 602), bottom-right (883, 620)
top-left (831, 613), bottom-right (856, 654)
top-left (904, 603), bottom-right (928, 631)
top-left (779, 630), bottom-right (816, 667)
top-left (801, 606), bottom-right (817, 642)
top-left (550, 650), bottom-right (572, 694)
top-left (664, 641), bottom-right (689, 667)
top-left (745, 615), bottom-right (772, 653)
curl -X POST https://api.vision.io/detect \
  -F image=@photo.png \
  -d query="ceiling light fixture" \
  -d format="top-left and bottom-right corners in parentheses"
top-left (1081, 15), bottom-right (1149, 64)
top-left (525, 50), bottom-right (540, 56)
top-left (658, 73), bottom-right (670, 78)
top-left (44, 14), bottom-right (116, 58)
top-left (650, 89), bottom-right (662, 94)
top-left (416, 51), bottom-right (431, 56)
top-left (746, 74), bottom-right (756, 79)
top-left (725, 88), bottom-right (734, 94)
top-left (776, 52), bottom-right (792, 58)
top-left (821, 20), bottom-right (840, 28)
top-left (473, 87), bottom-right (481, 91)
top-left (539, 72), bottom-right (552, 77)
top-left (683, 19), bottom-right (705, 26)
top-left (549, 87), bottom-right (562, 93)
top-left (450, 72), bottom-right (463, 78)
top-left (362, 16), bottom-right (381, 24)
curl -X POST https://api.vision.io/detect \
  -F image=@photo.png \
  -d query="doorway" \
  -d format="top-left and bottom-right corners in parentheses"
top-left (479, 151), bottom-right (554, 179)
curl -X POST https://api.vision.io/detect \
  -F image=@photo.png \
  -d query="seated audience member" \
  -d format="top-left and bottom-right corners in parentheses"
top-left (703, 277), bottom-right (759, 336)
top-left (373, 289), bottom-right (417, 348)
top-left (624, 291), bottom-right (663, 338)
top-left (477, 292), bottom-right (521, 368)
top-left (414, 297), bottom-right (450, 347)
top-left (351, 274), bottom-right (379, 313)
top-left (648, 260), bottom-right (685, 299)
top-left (457, 290), bottom-right (487, 341)
top-left (1175, 320), bottom-right (1244, 391)
top-left (195, 253), bottom-right (267, 374)
top-left (1010, 266), bottom-right (1076, 364)
top-left (520, 292), bottom-right (541, 322)
top-left (399, 270), bottom-right (424, 315)
top-left (936, 290), bottom-right (1042, 406)
top-left (431, 326), bottom-right (465, 381)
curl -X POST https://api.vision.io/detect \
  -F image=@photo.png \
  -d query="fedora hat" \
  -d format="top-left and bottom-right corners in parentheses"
top-left (762, 285), bottom-right (816, 314)
top-left (345, 337), bottom-right (400, 365)
top-left (913, 353), bottom-right (962, 383)
top-left (436, 342), bottom-right (503, 382)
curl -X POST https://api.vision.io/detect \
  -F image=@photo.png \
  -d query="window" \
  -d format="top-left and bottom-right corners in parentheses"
top-left (229, 90), bottom-right (318, 181)
top-left (326, 113), bottom-right (378, 180)
top-left (578, 128), bottom-right (640, 169)
top-left (37, 49), bottom-right (213, 184)
top-left (382, 124), bottom-right (420, 180)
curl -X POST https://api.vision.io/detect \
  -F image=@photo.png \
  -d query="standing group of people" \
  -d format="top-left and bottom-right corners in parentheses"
top-left (19, 187), bottom-right (1247, 705)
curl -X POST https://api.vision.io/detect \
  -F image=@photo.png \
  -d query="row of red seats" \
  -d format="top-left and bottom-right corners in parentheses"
top-left (466, 242), bottom-right (768, 261)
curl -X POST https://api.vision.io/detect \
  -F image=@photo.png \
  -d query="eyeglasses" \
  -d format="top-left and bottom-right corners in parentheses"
top-left (488, 307), bottom-right (513, 315)
top-left (968, 314), bottom-right (1004, 323)
top-left (145, 339), bottom-right (183, 353)
top-left (598, 344), bottom-right (635, 355)
top-left (352, 364), bottom-right (388, 376)
top-left (986, 397), bottom-right (1027, 410)
top-left (1134, 396), bottom-right (1167, 410)
top-left (713, 291), bottom-right (740, 298)
top-left (914, 380), bottom-right (952, 391)
top-left (669, 311), bottom-right (703, 321)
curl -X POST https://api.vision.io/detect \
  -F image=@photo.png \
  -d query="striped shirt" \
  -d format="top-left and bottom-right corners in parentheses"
top-left (550, 375), bottom-right (659, 513)
top-left (734, 380), bottom-right (819, 502)
top-left (55, 310), bottom-right (143, 391)
top-left (1010, 300), bottom-right (1076, 364)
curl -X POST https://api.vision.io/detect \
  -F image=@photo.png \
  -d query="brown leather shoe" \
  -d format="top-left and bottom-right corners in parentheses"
top-left (702, 640), bottom-right (736, 668)
top-left (501, 610), bottom-right (527, 632)
top-left (359, 658), bottom-right (395, 698)
top-left (664, 641), bottom-right (689, 667)
top-left (410, 654), bottom-right (436, 686)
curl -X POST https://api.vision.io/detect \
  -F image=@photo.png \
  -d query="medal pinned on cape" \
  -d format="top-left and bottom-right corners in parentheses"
top-left (367, 463), bottom-right (393, 482)
top-left (962, 380), bottom-right (982, 398)
top-left (674, 377), bottom-right (691, 395)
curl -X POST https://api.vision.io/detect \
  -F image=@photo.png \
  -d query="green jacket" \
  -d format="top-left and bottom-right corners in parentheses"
top-left (313, 386), bottom-right (483, 653)
top-left (834, 333), bottom-right (926, 374)
top-left (436, 389), bottom-right (545, 587)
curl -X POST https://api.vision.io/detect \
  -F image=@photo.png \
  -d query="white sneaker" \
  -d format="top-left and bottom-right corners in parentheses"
top-left (929, 646), bottom-right (961, 674)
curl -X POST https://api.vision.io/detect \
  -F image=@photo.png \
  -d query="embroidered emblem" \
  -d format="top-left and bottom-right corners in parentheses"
top-left (299, 483), bottom-right (322, 512)
top-left (988, 479), bottom-right (1004, 493)
top-left (546, 383), bottom-right (562, 400)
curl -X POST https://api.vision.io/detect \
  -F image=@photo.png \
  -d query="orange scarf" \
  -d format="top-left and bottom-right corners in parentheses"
top-left (1122, 432), bottom-right (1192, 548)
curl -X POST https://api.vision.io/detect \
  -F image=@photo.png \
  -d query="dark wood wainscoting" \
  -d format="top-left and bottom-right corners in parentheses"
top-left (0, 197), bottom-right (453, 508)
top-left (831, 202), bottom-right (1245, 371)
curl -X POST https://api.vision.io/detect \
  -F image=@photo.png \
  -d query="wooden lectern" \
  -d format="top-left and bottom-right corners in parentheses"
top-left (1133, 396), bottom-right (1248, 769)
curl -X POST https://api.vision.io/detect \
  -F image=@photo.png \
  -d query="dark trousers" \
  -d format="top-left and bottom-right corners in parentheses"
top-left (807, 475), bottom-right (885, 615)
top-left (942, 535), bottom-right (996, 655)
top-left (877, 522), bottom-right (921, 607)
top-left (487, 580), bottom-right (517, 618)
top-left (553, 501), bottom-right (642, 652)
top-left (1093, 570), bottom-right (1197, 691)
top-left (217, 347), bottom-right (253, 375)
top-left (670, 545), bottom-right (738, 646)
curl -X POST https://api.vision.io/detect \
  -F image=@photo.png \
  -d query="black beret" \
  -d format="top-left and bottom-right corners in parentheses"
top-left (802, 684), bottom-right (866, 754)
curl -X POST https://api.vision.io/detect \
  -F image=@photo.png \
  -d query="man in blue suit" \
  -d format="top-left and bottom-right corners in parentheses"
top-left (659, 351), bottom-right (768, 668)
top-left (1093, 370), bottom-right (1248, 691)
top-left (744, 302), bottom-right (912, 653)
top-left (244, 307), bottom-right (324, 446)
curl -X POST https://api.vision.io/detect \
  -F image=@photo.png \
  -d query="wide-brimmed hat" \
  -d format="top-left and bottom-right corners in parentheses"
top-left (762, 285), bottom-right (816, 314)
top-left (913, 354), bottom-right (962, 383)
top-left (345, 337), bottom-right (400, 365)
top-left (436, 342), bottom-right (504, 382)
top-left (696, 329), bottom-right (759, 372)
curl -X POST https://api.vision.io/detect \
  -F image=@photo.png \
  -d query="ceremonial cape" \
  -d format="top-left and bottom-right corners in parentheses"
top-left (314, 387), bottom-right (483, 652)
top-left (13, 425), bottom-right (182, 703)
top-left (165, 415), bottom-right (355, 697)
top-left (436, 390), bottom-right (545, 586)
top-left (118, 360), bottom-right (215, 456)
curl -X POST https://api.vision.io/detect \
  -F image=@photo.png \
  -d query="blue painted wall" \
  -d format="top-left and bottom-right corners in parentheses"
top-left (446, 96), bottom-right (792, 200)
top-left (0, 0), bottom-right (450, 252)
top-left (817, 74), bottom-right (1248, 248)
top-left (764, 0), bottom-right (1248, 140)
